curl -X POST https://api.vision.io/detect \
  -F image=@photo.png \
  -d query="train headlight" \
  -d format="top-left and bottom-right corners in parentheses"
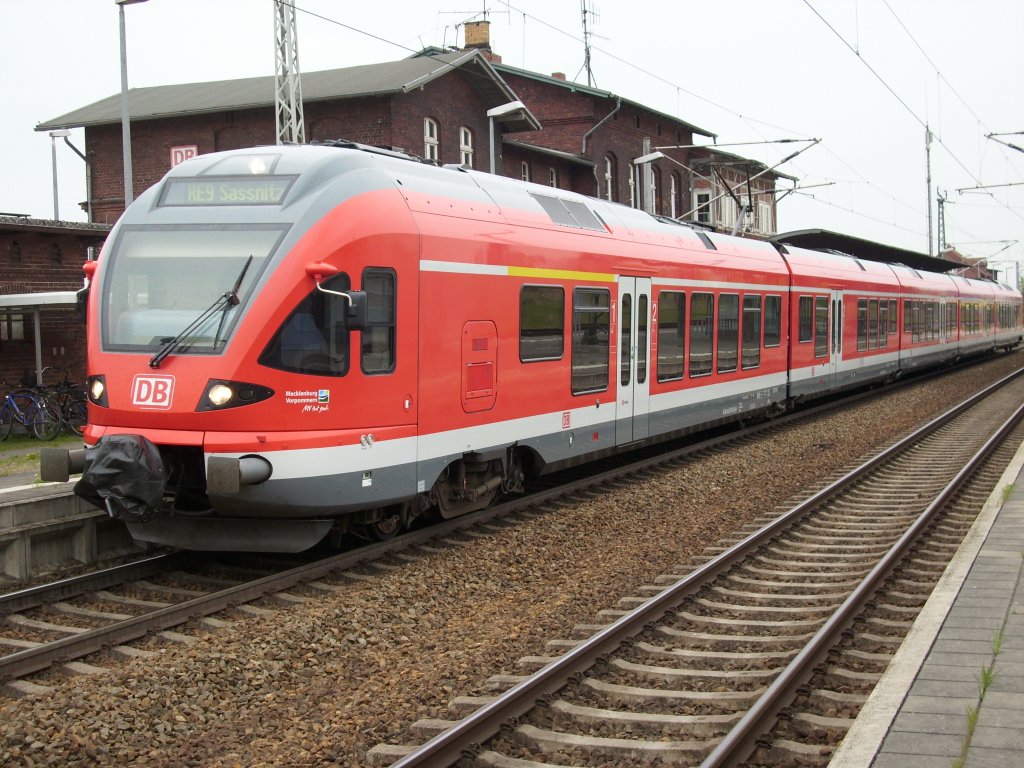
top-left (87, 375), bottom-right (108, 407)
top-left (196, 379), bottom-right (275, 412)
top-left (207, 383), bottom-right (234, 407)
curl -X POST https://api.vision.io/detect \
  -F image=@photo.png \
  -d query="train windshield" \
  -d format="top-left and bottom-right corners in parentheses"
top-left (101, 224), bottom-right (286, 353)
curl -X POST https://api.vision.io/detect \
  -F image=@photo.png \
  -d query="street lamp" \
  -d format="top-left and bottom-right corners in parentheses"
top-left (49, 129), bottom-right (71, 220)
top-left (486, 100), bottom-right (539, 175)
top-left (116, 0), bottom-right (149, 209)
top-left (633, 151), bottom-right (665, 215)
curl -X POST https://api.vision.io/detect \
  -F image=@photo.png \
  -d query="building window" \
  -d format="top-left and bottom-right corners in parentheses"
top-left (669, 173), bottom-right (678, 218)
top-left (651, 166), bottom-right (662, 215)
top-left (9, 241), bottom-right (21, 264)
top-left (521, 161), bottom-right (531, 182)
top-left (51, 242), bottom-right (62, 266)
top-left (424, 118), bottom-right (439, 162)
top-left (549, 167), bottom-right (558, 188)
top-left (0, 313), bottom-right (26, 342)
top-left (604, 154), bottom-right (616, 202)
top-left (758, 201), bottom-right (773, 234)
top-left (720, 196), bottom-right (737, 230)
top-left (459, 126), bottom-right (473, 168)
top-left (695, 191), bottom-right (712, 225)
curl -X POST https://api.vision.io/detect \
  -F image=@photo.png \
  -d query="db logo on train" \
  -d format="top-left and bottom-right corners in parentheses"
top-left (131, 374), bottom-right (175, 409)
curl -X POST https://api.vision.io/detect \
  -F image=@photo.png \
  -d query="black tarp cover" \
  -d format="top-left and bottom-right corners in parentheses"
top-left (75, 434), bottom-right (168, 521)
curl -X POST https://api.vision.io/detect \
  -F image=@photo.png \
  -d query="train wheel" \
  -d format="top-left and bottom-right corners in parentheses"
top-left (366, 511), bottom-right (402, 541)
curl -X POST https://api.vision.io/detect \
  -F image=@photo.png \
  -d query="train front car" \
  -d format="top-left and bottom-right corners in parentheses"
top-left (48, 145), bottom-right (421, 552)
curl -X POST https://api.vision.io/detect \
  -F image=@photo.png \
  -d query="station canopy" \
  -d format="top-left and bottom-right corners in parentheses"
top-left (773, 229), bottom-right (962, 274)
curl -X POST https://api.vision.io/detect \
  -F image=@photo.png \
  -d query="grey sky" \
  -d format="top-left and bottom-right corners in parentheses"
top-left (4, 0), bottom-right (1022, 278)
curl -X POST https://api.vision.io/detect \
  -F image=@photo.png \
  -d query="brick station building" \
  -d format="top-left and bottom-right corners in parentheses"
top-left (0, 217), bottom-right (108, 386)
top-left (13, 21), bottom-right (786, 386)
top-left (37, 21), bottom-right (783, 233)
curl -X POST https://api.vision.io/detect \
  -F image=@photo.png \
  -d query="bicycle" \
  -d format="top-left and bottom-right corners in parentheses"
top-left (0, 379), bottom-right (63, 440)
top-left (47, 368), bottom-right (88, 437)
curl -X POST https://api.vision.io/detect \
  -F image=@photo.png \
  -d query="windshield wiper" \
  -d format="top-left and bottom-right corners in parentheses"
top-left (148, 255), bottom-right (254, 369)
top-left (214, 255), bottom-right (253, 346)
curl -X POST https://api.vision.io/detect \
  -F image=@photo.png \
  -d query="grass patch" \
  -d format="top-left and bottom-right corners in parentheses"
top-left (1002, 483), bottom-right (1015, 503)
top-left (0, 433), bottom-right (83, 479)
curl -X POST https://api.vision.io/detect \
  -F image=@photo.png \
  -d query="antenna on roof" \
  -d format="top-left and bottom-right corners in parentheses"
top-left (274, 0), bottom-right (306, 144)
top-left (580, 1), bottom-right (599, 87)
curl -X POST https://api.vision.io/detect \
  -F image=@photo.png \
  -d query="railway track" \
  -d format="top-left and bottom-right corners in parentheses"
top-left (367, 368), bottom-right (1024, 767)
top-left (2, 361), bottom-right (1020, 730)
top-left (0, 362), bottom-right (952, 690)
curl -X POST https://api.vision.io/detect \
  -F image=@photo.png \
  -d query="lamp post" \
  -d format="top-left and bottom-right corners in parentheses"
top-left (49, 129), bottom-right (71, 220)
top-left (116, 0), bottom-right (149, 210)
top-left (486, 100), bottom-right (533, 175)
top-left (633, 150), bottom-right (665, 215)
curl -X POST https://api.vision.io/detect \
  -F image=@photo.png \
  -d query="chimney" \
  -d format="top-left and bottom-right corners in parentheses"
top-left (464, 20), bottom-right (502, 63)
top-left (551, 72), bottom-right (567, 81)
top-left (464, 20), bottom-right (491, 50)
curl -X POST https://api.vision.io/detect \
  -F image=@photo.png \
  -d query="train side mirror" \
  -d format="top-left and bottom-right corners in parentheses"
top-left (345, 291), bottom-right (367, 331)
top-left (306, 262), bottom-right (366, 331)
top-left (75, 286), bottom-right (89, 322)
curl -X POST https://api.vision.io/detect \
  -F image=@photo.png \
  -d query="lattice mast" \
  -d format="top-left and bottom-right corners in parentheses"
top-left (581, 1), bottom-right (596, 87)
top-left (274, 0), bottom-right (305, 145)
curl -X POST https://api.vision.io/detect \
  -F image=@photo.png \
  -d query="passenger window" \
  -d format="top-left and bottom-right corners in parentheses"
top-left (637, 295), bottom-right (648, 385)
top-left (857, 298), bottom-right (868, 351)
top-left (742, 295), bottom-right (761, 369)
top-left (717, 294), bottom-right (739, 373)
top-left (879, 301), bottom-right (888, 348)
top-left (656, 291), bottom-right (685, 382)
top-left (259, 273), bottom-right (351, 375)
top-left (620, 293), bottom-right (632, 386)
top-left (868, 299), bottom-right (879, 350)
top-left (764, 295), bottom-right (782, 347)
top-left (361, 269), bottom-right (396, 374)
top-left (798, 296), bottom-right (813, 343)
top-left (571, 288), bottom-right (610, 394)
top-left (889, 300), bottom-right (898, 334)
top-left (689, 293), bottom-right (713, 377)
top-left (814, 297), bottom-right (829, 358)
top-left (520, 285), bottom-right (564, 361)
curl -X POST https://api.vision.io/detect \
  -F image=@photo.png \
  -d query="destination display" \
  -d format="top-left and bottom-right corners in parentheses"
top-left (159, 175), bottom-right (296, 207)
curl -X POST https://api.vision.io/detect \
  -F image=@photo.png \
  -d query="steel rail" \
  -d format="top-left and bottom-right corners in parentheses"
top-left (700, 397), bottom-right (1024, 767)
top-left (0, 552), bottom-right (188, 615)
top-left (0, 361), bottom-right (933, 680)
top-left (387, 367), bottom-right (1024, 767)
top-left (3, 363), bottom-right (1019, 687)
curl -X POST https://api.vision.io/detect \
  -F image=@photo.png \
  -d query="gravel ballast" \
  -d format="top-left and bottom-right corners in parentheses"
top-left (2, 352), bottom-right (1021, 767)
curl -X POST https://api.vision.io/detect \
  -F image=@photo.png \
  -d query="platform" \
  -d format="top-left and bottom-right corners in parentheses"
top-left (830, 438), bottom-right (1024, 767)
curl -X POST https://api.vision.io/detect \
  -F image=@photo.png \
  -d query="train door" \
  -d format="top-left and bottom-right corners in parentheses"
top-left (829, 290), bottom-right (842, 386)
top-left (616, 277), bottom-right (651, 445)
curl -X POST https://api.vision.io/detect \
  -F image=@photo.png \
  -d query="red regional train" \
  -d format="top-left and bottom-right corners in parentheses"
top-left (42, 142), bottom-right (1023, 552)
